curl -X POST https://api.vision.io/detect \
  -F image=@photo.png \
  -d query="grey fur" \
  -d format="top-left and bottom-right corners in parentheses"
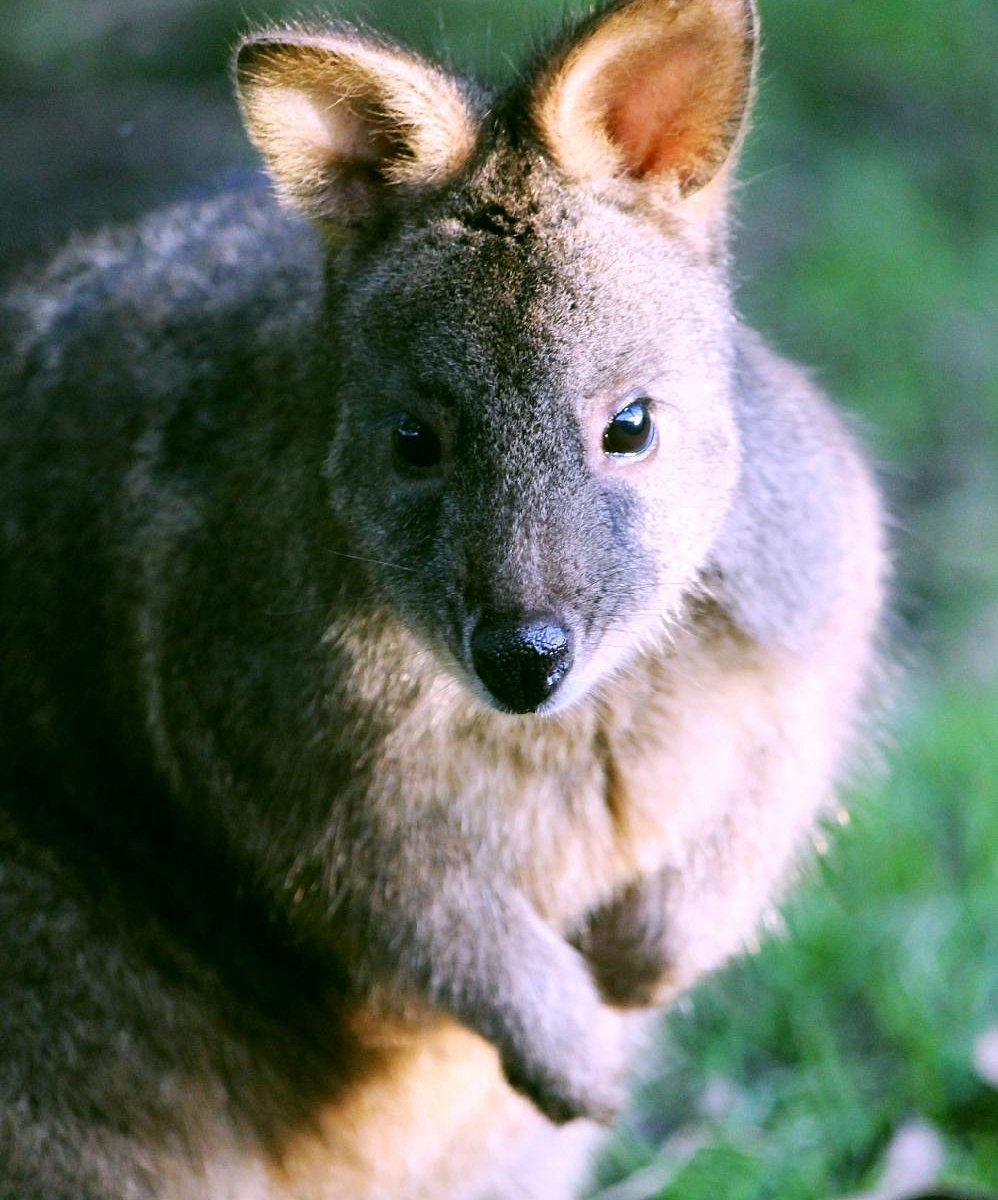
top-left (0, 3), bottom-right (887, 1197)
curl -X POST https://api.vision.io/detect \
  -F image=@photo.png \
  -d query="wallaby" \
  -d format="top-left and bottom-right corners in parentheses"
top-left (0, 0), bottom-right (887, 1197)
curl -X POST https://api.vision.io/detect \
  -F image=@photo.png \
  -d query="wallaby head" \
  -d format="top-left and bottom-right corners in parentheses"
top-left (236, 0), bottom-right (757, 715)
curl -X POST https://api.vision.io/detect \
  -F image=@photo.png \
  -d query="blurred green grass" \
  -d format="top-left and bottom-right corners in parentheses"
top-left (1, 0), bottom-right (995, 1195)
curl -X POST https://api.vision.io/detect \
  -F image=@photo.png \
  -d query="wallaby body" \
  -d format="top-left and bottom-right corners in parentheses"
top-left (0, 2), bottom-right (886, 1197)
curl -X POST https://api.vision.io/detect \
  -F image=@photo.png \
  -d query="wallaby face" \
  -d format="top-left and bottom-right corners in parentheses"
top-left (239, 0), bottom-right (754, 713)
top-left (0, 2), bottom-right (888, 1197)
top-left (324, 180), bottom-right (741, 712)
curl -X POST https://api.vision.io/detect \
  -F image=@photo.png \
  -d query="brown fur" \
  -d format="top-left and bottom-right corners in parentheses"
top-left (0, 2), bottom-right (887, 1197)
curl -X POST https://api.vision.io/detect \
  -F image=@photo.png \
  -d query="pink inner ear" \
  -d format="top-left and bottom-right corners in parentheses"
top-left (308, 88), bottom-right (400, 171)
top-left (605, 40), bottom-right (720, 184)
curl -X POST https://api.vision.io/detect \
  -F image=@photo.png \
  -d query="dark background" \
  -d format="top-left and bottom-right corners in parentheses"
top-left (1, 1), bottom-right (995, 1195)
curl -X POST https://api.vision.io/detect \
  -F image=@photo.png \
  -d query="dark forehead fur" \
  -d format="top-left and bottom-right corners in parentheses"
top-left (331, 129), bottom-right (685, 417)
top-left (333, 143), bottom-right (582, 401)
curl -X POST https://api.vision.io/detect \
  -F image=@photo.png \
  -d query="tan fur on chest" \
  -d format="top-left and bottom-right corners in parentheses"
top-left (262, 1016), bottom-right (600, 1200)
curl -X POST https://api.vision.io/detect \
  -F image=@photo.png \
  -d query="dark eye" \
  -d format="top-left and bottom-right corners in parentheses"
top-left (603, 397), bottom-right (655, 458)
top-left (393, 415), bottom-right (441, 472)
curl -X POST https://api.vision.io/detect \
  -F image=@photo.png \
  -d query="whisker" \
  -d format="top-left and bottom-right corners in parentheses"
top-left (263, 602), bottom-right (331, 618)
top-left (325, 549), bottom-right (417, 574)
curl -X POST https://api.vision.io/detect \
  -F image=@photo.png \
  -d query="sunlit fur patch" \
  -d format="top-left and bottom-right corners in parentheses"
top-left (236, 29), bottom-right (479, 223)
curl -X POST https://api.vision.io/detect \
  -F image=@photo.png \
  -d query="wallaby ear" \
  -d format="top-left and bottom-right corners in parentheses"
top-left (532, 0), bottom-right (757, 203)
top-left (235, 30), bottom-right (479, 225)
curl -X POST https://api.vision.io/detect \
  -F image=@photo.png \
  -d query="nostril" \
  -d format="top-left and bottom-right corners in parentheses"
top-left (470, 614), bottom-right (574, 713)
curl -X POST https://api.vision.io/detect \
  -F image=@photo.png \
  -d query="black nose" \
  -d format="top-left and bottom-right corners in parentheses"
top-left (470, 614), bottom-right (574, 713)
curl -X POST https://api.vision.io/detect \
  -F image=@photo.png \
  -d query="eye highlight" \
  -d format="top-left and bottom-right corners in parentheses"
top-left (603, 396), bottom-right (655, 458)
top-left (392, 415), bottom-right (441, 473)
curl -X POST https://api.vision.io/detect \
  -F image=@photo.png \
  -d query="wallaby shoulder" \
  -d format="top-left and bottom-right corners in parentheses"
top-left (0, 186), bottom-right (329, 787)
top-left (714, 324), bottom-right (886, 653)
top-left (2, 184), bottom-right (320, 420)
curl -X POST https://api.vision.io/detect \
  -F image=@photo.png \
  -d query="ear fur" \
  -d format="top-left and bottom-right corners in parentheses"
top-left (532, 0), bottom-right (757, 203)
top-left (235, 30), bottom-right (479, 225)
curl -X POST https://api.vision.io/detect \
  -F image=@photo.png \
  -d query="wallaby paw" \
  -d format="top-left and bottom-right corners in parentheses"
top-left (588, 946), bottom-right (677, 1010)
top-left (499, 1009), bottom-right (628, 1125)
top-left (573, 872), bottom-right (678, 1009)
top-left (501, 1052), bottom-right (626, 1125)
